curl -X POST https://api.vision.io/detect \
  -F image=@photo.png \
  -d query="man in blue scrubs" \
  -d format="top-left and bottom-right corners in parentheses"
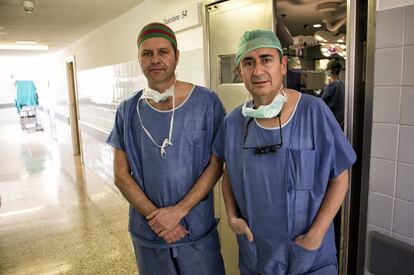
top-left (213, 30), bottom-right (356, 274)
top-left (321, 59), bottom-right (345, 128)
top-left (107, 22), bottom-right (225, 275)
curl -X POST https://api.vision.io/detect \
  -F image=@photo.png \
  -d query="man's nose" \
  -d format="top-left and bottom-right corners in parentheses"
top-left (150, 53), bottom-right (161, 64)
top-left (252, 62), bottom-right (265, 76)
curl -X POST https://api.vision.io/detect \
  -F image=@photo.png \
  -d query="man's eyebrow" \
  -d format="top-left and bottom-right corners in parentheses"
top-left (259, 54), bottom-right (274, 59)
top-left (242, 54), bottom-right (274, 62)
top-left (242, 57), bottom-right (254, 62)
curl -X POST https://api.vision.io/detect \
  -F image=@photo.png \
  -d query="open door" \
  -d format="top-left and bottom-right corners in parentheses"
top-left (207, 1), bottom-right (275, 274)
top-left (206, 1), bottom-right (364, 274)
top-left (65, 56), bottom-right (82, 158)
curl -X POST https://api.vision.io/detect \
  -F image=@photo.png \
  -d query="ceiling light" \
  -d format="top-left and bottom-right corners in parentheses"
top-left (0, 44), bottom-right (48, 50)
top-left (22, 0), bottom-right (35, 13)
top-left (314, 34), bottom-right (324, 41)
top-left (16, 40), bottom-right (37, 45)
top-left (314, 30), bottom-right (346, 59)
top-left (313, 24), bottom-right (322, 28)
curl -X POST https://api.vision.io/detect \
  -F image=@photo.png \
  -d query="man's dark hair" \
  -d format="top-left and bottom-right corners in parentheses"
top-left (327, 59), bottom-right (342, 76)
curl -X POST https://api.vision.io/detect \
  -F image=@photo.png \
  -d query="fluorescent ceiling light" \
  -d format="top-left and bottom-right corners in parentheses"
top-left (0, 44), bottom-right (48, 50)
top-left (313, 24), bottom-right (322, 28)
top-left (314, 34), bottom-right (324, 41)
top-left (16, 40), bottom-right (37, 45)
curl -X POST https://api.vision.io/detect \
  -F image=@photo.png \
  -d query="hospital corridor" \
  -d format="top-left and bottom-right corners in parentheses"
top-left (1, 0), bottom-right (414, 274)
top-left (0, 123), bottom-right (136, 274)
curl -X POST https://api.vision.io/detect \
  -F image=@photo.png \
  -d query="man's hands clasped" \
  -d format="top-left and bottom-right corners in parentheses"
top-left (146, 206), bottom-right (188, 244)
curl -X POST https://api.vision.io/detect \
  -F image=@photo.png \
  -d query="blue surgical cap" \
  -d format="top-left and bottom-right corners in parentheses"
top-left (236, 29), bottom-right (283, 64)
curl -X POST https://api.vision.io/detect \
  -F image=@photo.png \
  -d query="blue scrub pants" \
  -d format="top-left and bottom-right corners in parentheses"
top-left (239, 243), bottom-right (338, 275)
top-left (240, 264), bottom-right (337, 275)
top-left (131, 231), bottom-right (225, 275)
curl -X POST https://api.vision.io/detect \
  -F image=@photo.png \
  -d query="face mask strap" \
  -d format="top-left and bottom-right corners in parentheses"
top-left (142, 82), bottom-right (175, 103)
top-left (137, 83), bottom-right (175, 159)
top-left (242, 84), bottom-right (286, 118)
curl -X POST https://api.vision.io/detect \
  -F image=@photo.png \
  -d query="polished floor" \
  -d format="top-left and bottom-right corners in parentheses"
top-left (0, 123), bottom-right (137, 274)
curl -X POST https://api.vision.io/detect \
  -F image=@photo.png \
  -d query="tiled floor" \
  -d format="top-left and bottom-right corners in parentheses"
top-left (0, 123), bottom-right (137, 274)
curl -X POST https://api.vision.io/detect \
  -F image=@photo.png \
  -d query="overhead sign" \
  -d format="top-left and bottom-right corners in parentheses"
top-left (163, 3), bottom-right (201, 32)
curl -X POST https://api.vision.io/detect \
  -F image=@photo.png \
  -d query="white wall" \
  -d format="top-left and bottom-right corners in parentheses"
top-left (366, 3), bottom-right (414, 275)
top-left (377, 0), bottom-right (414, 10)
top-left (60, 0), bottom-right (203, 70)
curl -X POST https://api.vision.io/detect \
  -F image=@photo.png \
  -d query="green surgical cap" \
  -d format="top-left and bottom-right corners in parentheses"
top-left (235, 29), bottom-right (283, 64)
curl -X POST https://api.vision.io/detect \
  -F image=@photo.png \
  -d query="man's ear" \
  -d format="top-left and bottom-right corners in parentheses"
top-left (235, 65), bottom-right (242, 80)
top-left (281, 55), bottom-right (288, 74)
top-left (175, 49), bottom-right (180, 63)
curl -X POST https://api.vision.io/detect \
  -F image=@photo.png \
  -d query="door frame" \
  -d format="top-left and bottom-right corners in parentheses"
top-left (203, 0), bottom-right (371, 274)
top-left (349, 0), bottom-right (375, 274)
top-left (65, 55), bottom-right (82, 160)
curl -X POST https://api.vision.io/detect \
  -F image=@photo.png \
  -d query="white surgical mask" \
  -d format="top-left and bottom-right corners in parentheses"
top-left (242, 85), bottom-right (287, 119)
top-left (141, 83), bottom-right (174, 103)
top-left (137, 83), bottom-right (176, 159)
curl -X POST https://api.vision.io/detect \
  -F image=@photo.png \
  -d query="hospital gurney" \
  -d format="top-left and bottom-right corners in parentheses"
top-left (19, 106), bottom-right (43, 132)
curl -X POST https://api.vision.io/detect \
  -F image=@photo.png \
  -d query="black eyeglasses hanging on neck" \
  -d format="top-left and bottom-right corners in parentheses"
top-left (242, 115), bottom-right (283, 155)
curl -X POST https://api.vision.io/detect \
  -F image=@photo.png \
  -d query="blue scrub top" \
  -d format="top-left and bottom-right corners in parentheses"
top-left (107, 85), bottom-right (226, 248)
top-left (213, 93), bottom-right (356, 274)
top-left (321, 79), bottom-right (345, 126)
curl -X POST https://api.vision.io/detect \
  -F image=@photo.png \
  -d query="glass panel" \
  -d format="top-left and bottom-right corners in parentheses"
top-left (219, 55), bottom-right (242, 84)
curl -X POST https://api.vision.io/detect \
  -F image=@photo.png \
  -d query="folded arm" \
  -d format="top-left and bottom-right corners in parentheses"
top-left (114, 148), bottom-right (187, 243)
top-left (147, 154), bottom-right (223, 237)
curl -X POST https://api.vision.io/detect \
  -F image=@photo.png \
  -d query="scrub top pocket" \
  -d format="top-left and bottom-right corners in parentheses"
top-left (307, 264), bottom-right (338, 275)
top-left (287, 239), bottom-right (319, 274)
top-left (237, 234), bottom-right (258, 272)
top-left (288, 149), bottom-right (316, 191)
top-left (185, 194), bottom-right (215, 241)
top-left (287, 149), bottom-right (318, 239)
top-left (179, 130), bottom-right (208, 170)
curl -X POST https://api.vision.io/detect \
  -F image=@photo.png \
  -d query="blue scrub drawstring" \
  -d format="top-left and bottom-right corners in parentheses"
top-left (171, 246), bottom-right (178, 258)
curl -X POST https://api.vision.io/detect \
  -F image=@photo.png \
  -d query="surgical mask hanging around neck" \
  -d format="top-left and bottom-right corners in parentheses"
top-left (242, 85), bottom-right (287, 119)
top-left (141, 82), bottom-right (175, 103)
top-left (137, 83), bottom-right (176, 159)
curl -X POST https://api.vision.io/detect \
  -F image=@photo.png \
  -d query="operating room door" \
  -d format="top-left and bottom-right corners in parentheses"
top-left (207, 1), bottom-right (274, 274)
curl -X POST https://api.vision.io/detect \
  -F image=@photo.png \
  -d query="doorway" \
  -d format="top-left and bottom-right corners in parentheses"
top-left (206, 0), bottom-right (365, 274)
top-left (207, 1), bottom-right (275, 274)
top-left (65, 56), bottom-right (82, 158)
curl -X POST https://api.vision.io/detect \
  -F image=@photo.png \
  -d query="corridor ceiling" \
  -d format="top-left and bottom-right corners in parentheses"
top-left (0, 0), bottom-right (144, 56)
top-left (0, 0), bottom-right (346, 57)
